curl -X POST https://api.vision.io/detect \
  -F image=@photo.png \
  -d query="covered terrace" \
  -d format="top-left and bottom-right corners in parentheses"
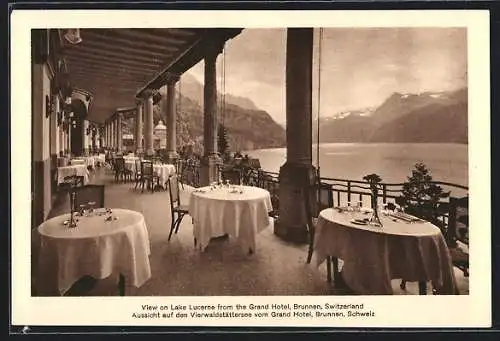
top-left (31, 28), bottom-right (469, 297)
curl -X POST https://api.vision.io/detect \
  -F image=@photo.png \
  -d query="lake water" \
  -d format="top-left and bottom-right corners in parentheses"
top-left (247, 143), bottom-right (468, 196)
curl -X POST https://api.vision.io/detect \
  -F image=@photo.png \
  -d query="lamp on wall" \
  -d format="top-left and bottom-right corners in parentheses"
top-left (63, 29), bottom-right (83, 45)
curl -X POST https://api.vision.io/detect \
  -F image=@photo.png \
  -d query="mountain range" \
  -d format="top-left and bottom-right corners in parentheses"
top-left (314, 87), bottom-right (468, 144)
top-left (123, 74), bottom-right (286, 152)
top-left (123, 76), bottom-right (468, 152)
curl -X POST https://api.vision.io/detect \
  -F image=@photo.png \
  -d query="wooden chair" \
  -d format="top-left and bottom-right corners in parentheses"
top-left (400, 196), bottom-right (468, 294)
top-left (70, 185), bottom-right (105, 212)
top-left (63, 184), bottom-right (106, 296)
top-left (60, 175), bottom-right (84, 190)
top-left (167, 175), bottom-right (189, 241)
top-left (221, 168), bottom-right (242, 185)
top-left (175, 159), bottom-right (185, 190)
top-left (134, 158), bottom-right (143, 190)
top-left (139, 160), bottom-right (159, 193)
top-left (305, 180), bottom-right (335, 281)
top-left (447, 196), bottom-right (469, 277)
top-left (113, 157), bottom-right (131, 182)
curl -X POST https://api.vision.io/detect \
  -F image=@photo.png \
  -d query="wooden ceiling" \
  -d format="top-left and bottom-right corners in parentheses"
top-left (60, 28), bottom-right (242, 123)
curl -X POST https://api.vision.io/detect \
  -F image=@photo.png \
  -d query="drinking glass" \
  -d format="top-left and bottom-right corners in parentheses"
top-left (88, 201), bottom-right (96, 216)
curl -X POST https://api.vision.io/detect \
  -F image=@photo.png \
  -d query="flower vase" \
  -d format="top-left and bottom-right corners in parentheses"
top-left (369, 190), bottom-right (383, 227)
top-left (69, 191), bottom-right (78, 228)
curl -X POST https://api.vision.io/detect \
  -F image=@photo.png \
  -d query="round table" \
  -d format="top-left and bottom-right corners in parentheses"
top-left (153, 164), bottom-right (176, 187)
top-left (189, 185), bottom-right (273, 252)
top-left (70, 158), bottom-right (86, 166)
top-left (123, 157), bottom-right (141, 172)
top-left (314, 208), bottom-right (457, 295)
top-left (37, 209), bottom-right (151, 295)
top-left (57, 164), bottom-right (90, 185)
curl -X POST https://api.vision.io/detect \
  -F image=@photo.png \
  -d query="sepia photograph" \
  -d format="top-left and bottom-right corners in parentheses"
top-left (11, 9), bottom-right (491, 328)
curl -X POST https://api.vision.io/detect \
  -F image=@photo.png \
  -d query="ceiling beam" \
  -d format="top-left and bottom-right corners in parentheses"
top-left (139, 28), bottom-right (201, 40)
top-left (70, 76), bottom-right (145, 90)
top-left (67, 60), bottom-right (158, 78)
top-left (75, 38), bottom-right (172, 61)
top-left (110, 28), bottom-right (192, 46)
top-left (66, 55), bottom-right (160, 73)
top-left (156, 28), bottom-right (202, 38)
top-left (63, 46), bottom-right (166, 67)
top-left (83, 30), bottom-right (180, 54)
top-left (68, 69), bottom-right (155, 85)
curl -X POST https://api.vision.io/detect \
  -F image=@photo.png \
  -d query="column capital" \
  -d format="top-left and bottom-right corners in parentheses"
top-left (204, 38), bottom-right (225, 60)
top-left (165, 72), bottom-right (180, 85)
top-left (141, 89), bottom-right (156, 99)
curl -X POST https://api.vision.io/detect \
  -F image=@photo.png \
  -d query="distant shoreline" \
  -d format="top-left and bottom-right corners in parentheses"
top-left (246, 141), bottom-right (468, 152)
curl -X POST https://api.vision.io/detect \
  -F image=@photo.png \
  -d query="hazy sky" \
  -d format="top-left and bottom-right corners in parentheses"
top-left (186, 28), bottom-right (467, 124)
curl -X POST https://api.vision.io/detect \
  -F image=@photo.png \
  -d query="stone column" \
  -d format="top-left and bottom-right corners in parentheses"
top-left (95, 126), bottom-right (100, 151)
top-left (116, 113), bottom-right (123, 153)
top-left (166, 79), bottom-right (179, 163)
top-left (275, 28), bottom-right (317, 244)
top-left (50, 96), bottom-right (59, 159)
top-left (106, 122), bottom-right (110, 149)
top-left (67, 119), bottom-right (71, 155)
top-left (82, 119), bottom-right (89, 156)
top-left (60, 123), bottom-right (66, 156)
top-left (200, 42), bottom-right (223, 186)
top-left (110, 117), bottom-right (115, 151)
top-left (135, 100), bottom-right (143, 154)
top-left (144, 92), bottom-right (155, 157)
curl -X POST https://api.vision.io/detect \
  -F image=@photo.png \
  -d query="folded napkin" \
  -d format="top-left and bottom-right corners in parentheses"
top-left (389, 211), bottom-right (422, 223)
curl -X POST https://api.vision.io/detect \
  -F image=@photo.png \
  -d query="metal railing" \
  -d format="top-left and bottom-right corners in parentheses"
top-left (175, 162), bottom-right (469, 246)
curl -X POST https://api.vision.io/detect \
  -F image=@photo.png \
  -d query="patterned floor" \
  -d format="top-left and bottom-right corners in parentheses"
top-left (32, 166), bottom-right (469, 296)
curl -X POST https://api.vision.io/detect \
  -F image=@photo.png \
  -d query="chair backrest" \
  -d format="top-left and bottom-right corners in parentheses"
top-left (447, 196), bottom-right (469, 246)
top-left (141, 160), bottom-right (153, 177)
top-left (70, 185), bottom-right (105, 212)
top-left (176, 159), bottom-right (184, 175)
top-left (168, 175), bottom-right (181, 208)
top-left (114, 157), bottom-right (125, 171)
top-left (63, 175), bottom-right (84, 188)
top-left (135, 159), bottom-right (142, 173)
top-left (221, 169), bottom-right (241, 185)
top-left (317, 182), bottom-right (334, 213)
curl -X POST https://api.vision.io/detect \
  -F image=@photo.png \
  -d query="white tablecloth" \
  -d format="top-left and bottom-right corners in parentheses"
top-left (37, 209), bottom-right (151, 295)
top-left (70, 158), bottom-right (86, 166)
top-left (70, 156), bottom-right (96, 168)
top-left (57, 165), bottom-right (90, 185)
top-left (153, 164), bottom-right (176, 187)
top-left (189, 185), bottom-right (273, 252)
top-left (96, 154), bottom-right (106, 165)
top-left (314, 208), bottom-right (457, 295)
top-left (124, 157), bottom-right (141, 172)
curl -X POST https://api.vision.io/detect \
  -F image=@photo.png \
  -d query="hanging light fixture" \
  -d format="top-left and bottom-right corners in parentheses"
top-left (63, 29), bottom-right (83, 45)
